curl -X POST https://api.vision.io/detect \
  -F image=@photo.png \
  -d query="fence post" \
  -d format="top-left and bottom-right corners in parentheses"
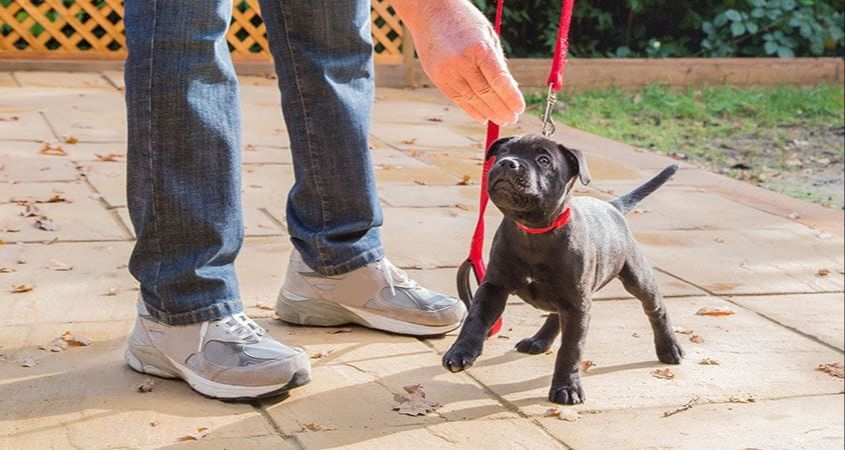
top-left (402, 22), bottom-right (415, 87)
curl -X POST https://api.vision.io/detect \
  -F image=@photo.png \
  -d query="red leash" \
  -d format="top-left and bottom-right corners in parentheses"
top-left (457, 0), bottom-right (577, 337)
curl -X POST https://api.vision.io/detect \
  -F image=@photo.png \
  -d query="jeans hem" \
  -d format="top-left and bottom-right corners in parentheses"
top-left (142, 297), bottom-right (244, 325)
top-left (317, 246), bottom-right (385, 276)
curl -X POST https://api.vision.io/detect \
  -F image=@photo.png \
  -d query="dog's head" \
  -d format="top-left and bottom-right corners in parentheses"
top-left (486, 134), bottom-right (591, 226)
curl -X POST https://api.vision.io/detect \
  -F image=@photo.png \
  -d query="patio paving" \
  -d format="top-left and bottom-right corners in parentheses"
top-left (0, 71), bottom-right (843, 449)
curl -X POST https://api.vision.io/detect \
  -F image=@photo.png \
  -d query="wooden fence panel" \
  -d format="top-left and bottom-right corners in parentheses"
top-left (0, 0), bottom-right (406, 63)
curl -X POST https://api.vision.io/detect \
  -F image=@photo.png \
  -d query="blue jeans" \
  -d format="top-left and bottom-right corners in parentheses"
top-left (125, 0), bottom-right (384, 325)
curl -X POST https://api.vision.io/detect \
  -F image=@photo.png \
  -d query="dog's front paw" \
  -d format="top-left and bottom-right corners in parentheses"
top-left (442, 344), bottom-right (481, 373)
top-left (515, 336), bottom-right (553, 355)
top-left (549, 381), bottom-right (585, 405)
top-left (656, 338), bottom-right (685, 365)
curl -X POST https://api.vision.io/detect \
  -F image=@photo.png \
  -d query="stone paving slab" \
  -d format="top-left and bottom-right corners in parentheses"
top-left (0, 72), bottom-right (16, 87)
top-left (0, 181), bottom-right (128, 242)
top-left (0, 111), bottom-right (54, 142)
top-left (12, 71), bottom-right (115, 90)
top-left (1, 87), bottom-right (125, 142)
top-left (639, 229), bottom-right (844, 295)
top-left (0, 142), bottom-right (81, 183)
top-left (539, 394), bottom-right (845, 450)
top-left (294, 418), bottom-right (563, 449)
top-left (592, 184), bottom-right (810, 232)
top-left (427, 297), bottom-right (844, 416)
top-left (0, 241), bottom-right (136, 327)
top-left (0, 339), bottom-right (277, 450)
top-left (731, 293), bottom-right (845, 350)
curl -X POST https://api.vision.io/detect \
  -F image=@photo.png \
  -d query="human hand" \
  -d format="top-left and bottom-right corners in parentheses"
top-left (392, 0), bottom-right (525, 125)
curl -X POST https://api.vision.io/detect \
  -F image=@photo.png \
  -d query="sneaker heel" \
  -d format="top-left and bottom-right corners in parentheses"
top-left (276, 290), bottom-right (359, 327)
top-left (124, 347), bottom-right (179, 379)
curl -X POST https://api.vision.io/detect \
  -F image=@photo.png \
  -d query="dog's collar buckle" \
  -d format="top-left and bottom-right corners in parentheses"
top-left (515, 208), bottom-right (572, 234)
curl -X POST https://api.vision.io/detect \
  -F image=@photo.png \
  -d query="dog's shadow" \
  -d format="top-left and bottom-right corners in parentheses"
top-left (473, 351), bottom-right (666, 405)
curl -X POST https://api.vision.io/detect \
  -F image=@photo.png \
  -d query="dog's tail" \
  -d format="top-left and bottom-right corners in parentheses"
top-left (610, 164), bottom-right (678, 214)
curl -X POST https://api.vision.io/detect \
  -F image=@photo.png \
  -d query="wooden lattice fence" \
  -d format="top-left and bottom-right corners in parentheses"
top-left (0, 0), bottom-right (407, 64)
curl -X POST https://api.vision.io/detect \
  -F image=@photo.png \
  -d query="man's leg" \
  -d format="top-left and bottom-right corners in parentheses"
top-left (125, 0), bottom-right (243, 324)
top-left (123, 0), bottom-right (309, 400)
top-left (259, 0), bottom-right (466, 335)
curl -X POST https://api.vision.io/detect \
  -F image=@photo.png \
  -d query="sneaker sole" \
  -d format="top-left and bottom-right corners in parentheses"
top-left (124, 346), bottom-right (310, 401)
top-left (276, 289), bottom-right (463, 336)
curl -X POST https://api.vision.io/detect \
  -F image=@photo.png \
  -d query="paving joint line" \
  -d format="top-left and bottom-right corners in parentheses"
top-left (79, 173), bottom-right (135, 240)
top-left (654, 267), bottom-right (845, 354)
top-left (99, 72), bottom-right (121, 91)
top-left (9, 71), bottom-right (22, 87)
top-left (251, 401), bottom-right (305, 450)
top-left (258, 207), bottom-right (289, 233)
top-left (420, 337), bottom-right (575, 448)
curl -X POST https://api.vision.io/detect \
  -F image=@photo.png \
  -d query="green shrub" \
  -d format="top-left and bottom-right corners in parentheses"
top-left (472, 0), bottom-right (844, 58)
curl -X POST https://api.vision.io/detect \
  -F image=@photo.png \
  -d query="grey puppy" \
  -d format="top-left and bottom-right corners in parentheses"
top-left (442, 134), bottom-right (684, 405)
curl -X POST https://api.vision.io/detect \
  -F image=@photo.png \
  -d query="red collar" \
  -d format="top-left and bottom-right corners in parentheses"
top-left (515, 208), bottom-right (572, 234)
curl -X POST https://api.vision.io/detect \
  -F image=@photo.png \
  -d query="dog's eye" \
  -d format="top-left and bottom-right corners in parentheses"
top-left (537, 154), bottom-right (551, 166)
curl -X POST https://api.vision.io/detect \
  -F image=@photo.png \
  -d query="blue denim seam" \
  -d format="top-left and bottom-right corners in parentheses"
top-left (147, 0), bottom-right (164, 303)
top-left (318, 245), bottom-right (385, 276)
top-left (142, 296), bottom-right (244, 325)
top-left (278, 1), bottom-right (331, 270)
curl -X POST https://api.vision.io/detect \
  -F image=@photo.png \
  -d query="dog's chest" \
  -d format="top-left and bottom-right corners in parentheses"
top-left (515, 276), bottom-right (565, 312)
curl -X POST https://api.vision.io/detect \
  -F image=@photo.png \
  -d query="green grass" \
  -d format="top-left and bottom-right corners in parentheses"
top-left (527, 84), bottom-right (845, 206)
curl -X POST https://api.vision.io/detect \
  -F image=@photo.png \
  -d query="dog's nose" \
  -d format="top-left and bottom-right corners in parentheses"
top-left (498, 158), bottom-right (519, 170)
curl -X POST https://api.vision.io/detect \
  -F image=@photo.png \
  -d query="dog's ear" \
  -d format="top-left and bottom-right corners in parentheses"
top-left (485, 136), bottom-right (515, 161)
top-left (558, 144), bottom-right (592, 186)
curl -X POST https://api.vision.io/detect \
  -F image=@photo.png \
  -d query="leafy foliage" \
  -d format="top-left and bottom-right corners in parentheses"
top-left (472, 0), bottom-right (844, 58)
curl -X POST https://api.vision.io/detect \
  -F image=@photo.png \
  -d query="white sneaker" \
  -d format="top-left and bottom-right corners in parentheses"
top-left (125, 301), bottom-right (311, 400)
top-left (276, 250), bottom-right (466, 336)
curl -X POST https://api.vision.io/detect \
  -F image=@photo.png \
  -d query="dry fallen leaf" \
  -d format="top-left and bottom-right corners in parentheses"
top-left (662, 396), bottom-right (699, 418)
top-left (94, 153), bottom-right (126, 162)
top-left (63, 135), bottom-right (79, 144)
top-left (62, 331), bottom-right (93, 346)
top-left (104, 287), bottom-right (120, 296)
top-left (39, 338), bottom-right (69, 353)
top-left (817, 362), bottom-right (844, 378)
top-left (48, 259), bottom-right (74, 271)
top-left (255, 302), bottom-right (274, 311)
top-left (673, 326), bottom-right (694, 335)
top-left (299, 422), bottom-right (335, 432)
top-left (176, 433), bottom-right (207, 442)
top-left (11, 284), bottom-right (34, 293)
top-left (651, 368), bottom-right (675, 380)
top-left (393, 384), bottom-right (439, 416)
top-left (137, 378), bottom-right (158, 393)
top-left (817, 268), bottom-right (831, 277)
top-left (699, 358), bottom-right (720, 365)
top-left (0, 267), bottom-right (15, 273)
top-left (457, 175), bottom-right (472, 185)
top-left (696, 307), bottom-right (735, 317)
top-left (21, 204), bottom-right (42, 217)
top-left (413, 180), bottom-right (428, 186)
top-left (739, 261), bottom-right (753, 270)
top-left (310, 350), bottom-right (335, 359)
top-left (545, 406), bottom-right (581, 421)
top-left (35, 217), bottom-right (57, 231)
top-left (689, 334), bottom-right (705, 344)
top-left (21, 358), bottom-right (38, 367)
top-left (728, 394), bottom-right (756, 403)
top-left (40, 143), bottom-right (68, 156)
top-left (580, 360), bottom-right (597, 372)
top-left (454, 203), bottom-right (471, 211)
top-left (425, 113), bottom-right (444, 122)
top-left (401, 138), bottom-right (417, 145)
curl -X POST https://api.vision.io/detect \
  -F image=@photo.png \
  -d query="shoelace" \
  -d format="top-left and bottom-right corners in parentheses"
top-left (377, 258), bottom-right (420, 296)
top-left (198, 313), bottom-right (265, 351)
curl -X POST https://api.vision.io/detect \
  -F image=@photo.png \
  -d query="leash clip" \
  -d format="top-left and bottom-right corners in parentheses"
top-left (540, 83), bottom-right (557, 137)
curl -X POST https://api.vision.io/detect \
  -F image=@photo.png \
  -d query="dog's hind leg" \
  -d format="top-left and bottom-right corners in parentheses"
top-left (618, 249), bottom-right (684, 364)
top-left (516, 313), bottom-right (560, 354)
